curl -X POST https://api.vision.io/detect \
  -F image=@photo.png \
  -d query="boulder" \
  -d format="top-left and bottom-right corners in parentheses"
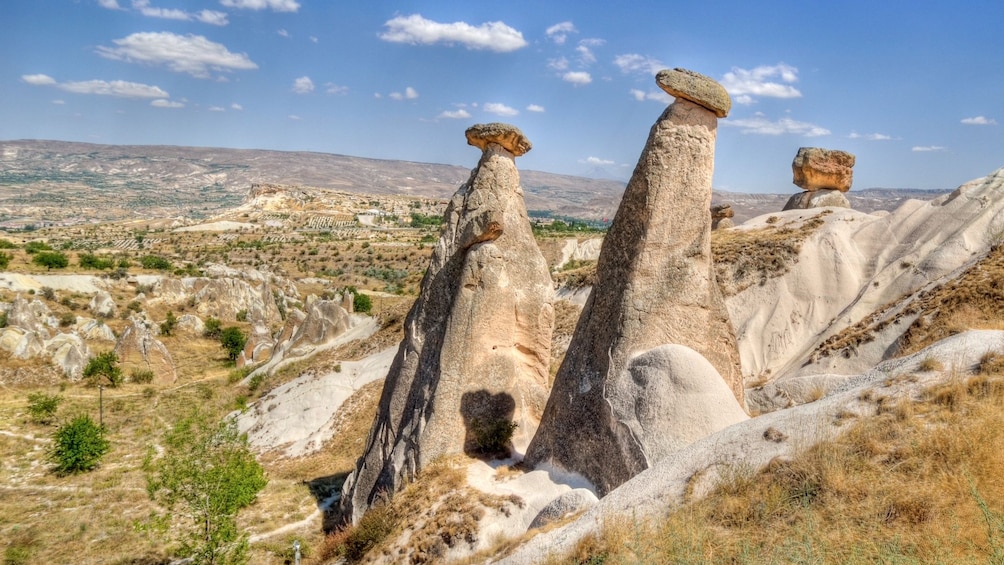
top-left (285, 299), bottom-right (351, 357)
top-left (656, 68), bottom-right (731, 118)
top-left (711, 203), bottom-right (735, 230)
top-left (77, 318), bottom-right (117, 341)
top-left (176, 314), bottom-right (205, 335)
top-left (782, 188), bottom-right (851, 210)
top-left (114, 317), bottom-right (177, 383)
top-left (0, 327), bottom-right (25, 352)
top-left (525, 70), bottom-right (743, 497)
top-left (7, 295), bottom-right (50, 337)
top-left (12, 330), bottom-right (45, 359)
top-left (88, 290), bottom-right (116, 318)
top-left (46, 333), bottom-right (90, 379)
top-left (792, 147), bottom-right (855, 192)
top-left (340, 123), bottom-right (555, 524)
top-left (528, 489), bottom-right (599, 530)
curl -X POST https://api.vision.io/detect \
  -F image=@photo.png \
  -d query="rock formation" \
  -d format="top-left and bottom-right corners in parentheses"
top-left (711, 203), bottom-right (735, 230)
top-left (524, 69), bottom-right (744, 496)
top-left (114, 316), bottom-right (176, 383)
top-left (786, 147), bottom-right (855, 210)
top-left (340, 123), bottom-right (554, 524)
top-left (88, 290), bottom-right (116, 318)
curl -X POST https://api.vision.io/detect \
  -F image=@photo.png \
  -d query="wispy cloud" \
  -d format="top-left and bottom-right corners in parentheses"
top-left (629, 88), bottom-right (672, 103)
top-left (720, 64), bottom-right (801, 104)
top-left (96, 32), bottom-right (257, 78)
top-left (484, 102), bottom-right (519, 116)
top-left (208, 106), bottom-right (226, 112)
top-left (288, 114), bottom-right (302, 120)
top-left (379, 14), bottom-right (527, 52)
top-left (325, 83), bottom-right (348, 95)
top-left (548, 57), bottom-right (569, 71)
top-left (51, 99), bottom-right (65, 105)
top-left (575, 41), bottom-right (602, 66)
top-left (546, 21), bottom-right (576, 45)
top-left (562, 71), bottom-right (592, 86)
top-left (196, 10), bottom-right (228, 25)
top-left (437, 109), bottom-right (471, 119)
top-left (849, 131), bottom-right (893, 140)
top-left (389, 86), bottom-right (419, 101)
top-left (231, 103), bottom-right (243, 110)
top-left (721, 113), bottom-right (830, 136)
top-left (132, 0), bottom-right (188, 21)
top-left (151, 98), bottom-right (184, 108)
top-left (613, 53), bottom-right (664, 75)
top-left (220, 0), bottom-right (300, 12)
top-left (97, 0), bottom-right (122, 9)
top-left (22, 73), bottom-right (169, 98)
top-left (961, 116), bottom-right (997, 125)
top-left (912, 145), bottom-right (946, 152)
top-left (292, 76), bottom-right (314, 94)
top-left (526, 104), bottom-right (545, 113)
top-left (277, 28), bottom-right (290, 38)
top-left (580, 156), bottom-right (614, 165)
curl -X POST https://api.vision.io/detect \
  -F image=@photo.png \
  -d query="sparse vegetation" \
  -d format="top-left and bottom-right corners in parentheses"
top-left (26, 391), bottom-right (63, 425)
top-left (469, 418), bottom-right (518, 457)
top-left (140, 255), bottom-right (172, 270)
top-left (160, 310), bottom-right (177, 336)
top-left (82, 351), bottom-right (123, 387)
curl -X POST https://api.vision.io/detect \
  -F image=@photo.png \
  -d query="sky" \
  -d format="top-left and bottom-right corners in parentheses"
top-left (2, 1), bottom-right (1002, 193)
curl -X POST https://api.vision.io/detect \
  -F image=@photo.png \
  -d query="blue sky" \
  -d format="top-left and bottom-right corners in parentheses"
top-left (2, 1), bottom-right (1002, 192)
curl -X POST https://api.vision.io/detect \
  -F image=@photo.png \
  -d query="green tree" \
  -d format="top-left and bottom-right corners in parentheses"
top-left (146, 411), bottom-right (267, 565)
top-left (219, 327), bottom-right (247, 362)
top-left (27, 392), bottom-right (63, 425)
top-left (352, 292), bottom-right (372, 314)
top-left (32, 251), bottom-right (69, 270)
top-left (23, 241), bottom-right (52, 254)
top-left (203, 317), bottom-right (222, 339)
top-left (78, 252), bottom-right (114, 270)
top-left (50, 415), bottom-right (109, 475)
top-left (83, 351), bottom-right (123, 387)
top-left (140, 255), bottom-right (172, 270)
top-left (160, 311), bottom-right (178, 336)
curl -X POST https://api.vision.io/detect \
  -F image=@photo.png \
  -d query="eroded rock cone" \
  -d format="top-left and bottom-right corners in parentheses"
top-left (340, 123), bottom-right (555, 524)
top-left (524, 69), bottom-right (744, 496)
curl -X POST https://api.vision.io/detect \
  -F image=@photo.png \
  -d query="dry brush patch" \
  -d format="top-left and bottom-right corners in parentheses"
top-left (562, 372), bottom-right (1004, 564)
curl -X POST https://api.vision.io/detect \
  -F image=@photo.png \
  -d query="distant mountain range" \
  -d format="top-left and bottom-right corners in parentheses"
top-left (0, 139), bottom-right (950, 227)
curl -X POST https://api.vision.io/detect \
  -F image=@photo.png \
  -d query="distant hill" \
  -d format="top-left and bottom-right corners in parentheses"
top-left (0, 139), bottom-right (950, 227)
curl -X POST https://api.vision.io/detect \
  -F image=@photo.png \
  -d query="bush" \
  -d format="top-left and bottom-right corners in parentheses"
top-left (26, 392), bottom-right (63, 425)
top-left (235, 309), bottom-right (248, 322)
top-left (23, 241), bottom-right (52, 254)
top-left (58, 312), bottom-right (76, 327)
top-left (40, 286), bottom-right (55, 300)
top-left (353, 292), bottom-right (373, 314)
top-left (78, 253), bottom-right (114, 270)
top-left (469, 418), bottom-right (518, 457)
top-left (220, 327), bottom-right (247, 362)
top-left (0, 238), bottom-right (16, 249)
top-left (49, 415), bottom-right (109, 475)
top-left (140, 255), bottom-right (172, 270)
top-left (32, 251), bottom-right (69, 270)
top-left (0, 251), bottom-right (10, 270)
top-left (160, 311), bottom-right (177, 336)
top-left (83, 351), bottom-right (123, 387)
top-left (204, 317), bottom-right (222, 339)
top-left (131, 369), bottom-right (155, 384)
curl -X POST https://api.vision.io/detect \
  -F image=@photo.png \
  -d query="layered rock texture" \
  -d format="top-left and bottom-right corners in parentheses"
top-left (786, 147), bottom-right (855, 210)
top-left (524, 69), bottom-right (744, 496)
top-left (340, 123), bottom-right (555, 523)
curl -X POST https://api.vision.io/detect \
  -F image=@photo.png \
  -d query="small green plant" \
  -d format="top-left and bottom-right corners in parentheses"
top-left (204, 317), bottom-right (222, 339)
top-left (131, 369), bottom-right (155, 384)
top-left (0, 238), bottom-right (16, 249)
top-left (227, 366), bottom-right (253, 384)
top-left (83, 351), bottom-right (123, 387)
top-left (0, 251), bottom-right (11, 270)
top-left (160, 311), bottom-right (177, 336)
top-left (49, 415), bottom-right (110, 475)
top-left (353, 292), bottom-right (372, 314)
top-left (0, 311), bottom-right (9, 329)
top-left (26, 392), bottom-right (63, 425)
top-left (235, 309), bottom-right (248, 322)
top-left (78, 253), bottom-right (114, 270)
top-left (247, 373), bottom-right (265, 393)
top-left (469, 418), bottom-right (518, 457)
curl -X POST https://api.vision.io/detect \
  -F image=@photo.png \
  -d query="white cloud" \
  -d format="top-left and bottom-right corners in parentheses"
top-left (562, 71), bottom-right (592, 86)
top-left (576, 45), bottom-right (596, 65)
top-left (98, 0), bottom-right (122, 9)
top-left (379, 14), bottom-right (527, 52)
top-left (208, 106), bottom-right (225, 112)
top-left (629, 88), bottom-right (671, 103)
top-left (196, 10), bottom-right (228, 25)
top-left (231, 103), bottom-right (243, 110)
top-left (961, 116), bottom-right (997, 125)
top-left (912, 145), bottom-right (946, 152)
top-left (849, 131), bottom-right (893, 140)
top-left (288, 114), bottom-right (302, 120)
top-left (292, 76), bottom-right (314, 94)
top-left (526, 104), bottom-right (545, 113)
top-left (720, 64), bottom-right (801, 103)
top-left (484, 102), bottom-right (519, 116)
top-left (21, 74), bottom-right (57, 86)
top-left (721, 114), bottom-right (830, 136)
top-left (309, 36), bottom-right (318, 43)
top-left (132, 0), bottom-right (188, 20)
top-left (613, 53), bottom-right (664, 75)
top-left (548, 57), bottom-right (569, 71)
top-left (545, 21), bottom-right (576, 44)
top-left (52, 99), bottom-right (66, 105)
top-left (220, 0), bottom-right (300, 12)
top-left (325, 83), bottom-right (348, 95)
top-left (277, 29), bottom-right (290, 38)
top-left (437, 109), bottom-right (471, 119)
top-left (580, 156), bottom-right (614, 165)
top-left (151, 98), bottom-right (184, 108)
top-left (97, 32), bottom-right (257, 78)
top-left (389, 86), bottom-right (419, 100)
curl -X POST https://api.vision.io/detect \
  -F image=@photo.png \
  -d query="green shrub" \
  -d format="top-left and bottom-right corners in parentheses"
top-left (235, 309), bottom-right (248, 322)
top-left (0, 238), bottom-right (16, 249)
top-left (23, 241), bottom-right (52, 254)
top-left (139, 255), bottom-right (172, 270)
top-left (131, 369), bottom-right (155, 384)
top-left (26, 392), bottom-right (63, 425)
top-left (353, 292), bottom-right (372, 314)
top-left (227, 366), bottom-right (252, 384)
top-left (160, 311), bottom-right (177, 336)
top-left (247, 373), bottom-right (264, 393)
top-left (0, 311), bottom-right (7, 328)
top-left (204, 317), bottom-right (222, 339)
top-left (78, 253), bottom-right (114, 270)
top-left (220, 327), bottom-right (247, 362)
top-left (50, 415), bottom-right (109, 475)
top-left (469, 418), bottom-right (518, 457)
top-left (58, 312), bottom-right (76, 327)
top-left (32, 251), bottom-right (68, 270)
top-left (83, 351), bottom-right (123, 387)
top-left (0, 251), bottom-right (10, 270)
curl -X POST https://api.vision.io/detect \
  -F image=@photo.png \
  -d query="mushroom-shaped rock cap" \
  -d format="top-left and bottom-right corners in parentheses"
top-left (656, 68), bottom-right (731, 118)
top-left (465, 122), bottom-right (532, 156)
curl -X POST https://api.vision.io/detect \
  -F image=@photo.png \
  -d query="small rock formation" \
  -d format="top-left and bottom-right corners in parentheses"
top-left (285, 299), bottom-right (350, 357)
top-left (528, 489), bottom-right (599, 530)
top-left (340, 123), bottom-right (555, 524)
top-left (88, 290), bottom-right (116, 318)
top-left (524, 69), bottom-right (744, 496)
top-left (76, 318), bottom-right (116, 341)
top-left (114, 316), bottom-right (177, 383)
top-left (7, 295), bottom-right (50, 337)
top-left (711, 203), bottom-right (735, 230)
top-left (175, 314), bottom-right (205, 335)
top-left (46, 333), bottom-right (90, 379)
top-left (786, 147), bottom-right (855, 210)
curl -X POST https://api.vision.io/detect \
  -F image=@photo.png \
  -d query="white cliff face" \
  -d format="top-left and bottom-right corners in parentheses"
top-left (340, 123), bottom-right (555, 524)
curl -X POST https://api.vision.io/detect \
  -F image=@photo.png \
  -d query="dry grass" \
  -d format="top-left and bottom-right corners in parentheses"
top-left (561, 373), bottom-right (1004, 564)
top-left (711, 212), bottom-right (829, 297)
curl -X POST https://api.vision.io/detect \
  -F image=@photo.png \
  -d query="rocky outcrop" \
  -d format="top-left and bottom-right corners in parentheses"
top-left (792, 147), bottom-right (855, 192)
top-left (76, 318), bottom-right (117, 341)
top-left (711, 203), bottom-right (735, 230)
top-left (114, 316), bottom-right (176, 383)
top-left (88, 290), bottom-right (116, 318)
top-left (176, 314), bottom-right (205, 335)
top-left (47, 333), bottom-right (90, 379)
top-left (285, 299), bottom-right (350, 357)
top-left (524, 69), bottom-right (744, 496)
top-left (7, 295), bottom-right (50, 337)
top-left (783, 188), bottom-right (850, 210)
top-left (340, 123), bottom-right (555, 524)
